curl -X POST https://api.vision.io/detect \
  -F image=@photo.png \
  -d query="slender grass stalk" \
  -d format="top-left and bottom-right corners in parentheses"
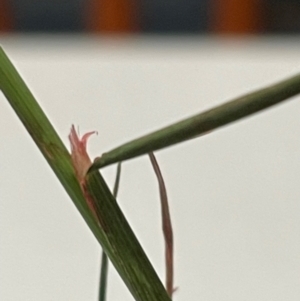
top-left (98, 250), bottom-right (108, 301)
top-left (0, 47), bottom-right (170, 301)
top-left (149, 153), bottom-right (174, 298)
top-left (99, 252), bottom-right (109, 301)
top-left (99, 162), bottom-right (122, 301)
top-left (90, 73), bottom-right (300, 171)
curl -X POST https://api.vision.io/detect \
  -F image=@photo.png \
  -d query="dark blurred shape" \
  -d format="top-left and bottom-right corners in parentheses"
top-left (10, 0), bottom-right (85, 32)
top-left (265, 0), bottom-right (300, 33)
top-left (1, 0), bottom-right (300, 34)
top-left (140, 0), bottom-right (209, 33)
top-left (85, 0), bottom-right (139, 33)
top-left (210, 0), bottom-right (263, 34)
top-left (0, 0), bottom-right (14, 31)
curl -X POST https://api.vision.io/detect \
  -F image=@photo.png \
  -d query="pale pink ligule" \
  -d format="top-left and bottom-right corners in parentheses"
top-left (69, 125), bottom-right (98, 220)
top-left (69, 125), bottom-right (96, 182)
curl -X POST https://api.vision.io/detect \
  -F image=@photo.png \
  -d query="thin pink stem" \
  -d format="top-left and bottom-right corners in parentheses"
top-left (149, 152), bottom-right (174, 298)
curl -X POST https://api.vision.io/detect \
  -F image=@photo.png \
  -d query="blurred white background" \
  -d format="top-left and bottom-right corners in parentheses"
top-left (1, 36), bottom-right (300, 301)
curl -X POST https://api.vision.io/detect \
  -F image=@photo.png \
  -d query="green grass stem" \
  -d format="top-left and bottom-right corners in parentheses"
top-left (0, 47), bottom-right (170, 301)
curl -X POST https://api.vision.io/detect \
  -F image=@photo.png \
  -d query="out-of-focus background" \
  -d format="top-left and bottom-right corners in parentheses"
top-left (1, 0), bottom-right (300, 33)
top-left (1, 2), bottom-right (300, 301)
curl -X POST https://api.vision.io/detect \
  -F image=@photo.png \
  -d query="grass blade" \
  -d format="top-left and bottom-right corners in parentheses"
top-left (0, 47), bottom-right (170, 301)
top-left (90, 73), bottom-right (300, 171)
